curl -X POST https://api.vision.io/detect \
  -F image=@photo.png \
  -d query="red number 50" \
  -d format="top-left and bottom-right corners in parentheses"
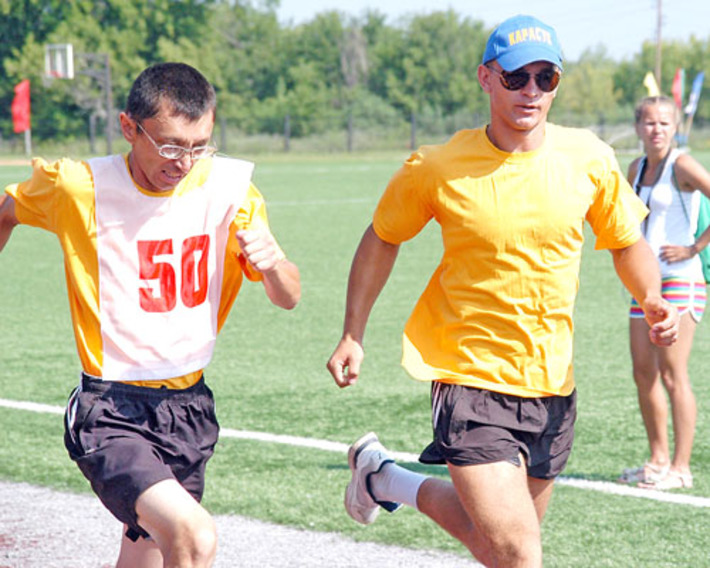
top-left (138, 235), bottom-right (210, 313)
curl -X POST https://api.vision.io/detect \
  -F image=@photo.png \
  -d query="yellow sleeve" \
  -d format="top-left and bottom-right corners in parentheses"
top-left (586, 150), bottom-right (648, 250)
top-left (373, 151), bottom-right (435, 244)
top-left (6, 158), bottom-right (94, 232)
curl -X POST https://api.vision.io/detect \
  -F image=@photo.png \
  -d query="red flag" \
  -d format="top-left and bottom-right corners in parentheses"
top-left (671, 68), bottom-right (685, 109)
top-left (11, 79), bottom-right (31, 133)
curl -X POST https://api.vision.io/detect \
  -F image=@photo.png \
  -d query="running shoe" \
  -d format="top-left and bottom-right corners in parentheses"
top-left (345, 432), bottom-right (402, 524)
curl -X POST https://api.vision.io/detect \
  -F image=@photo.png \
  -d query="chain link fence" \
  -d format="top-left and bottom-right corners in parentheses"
top-left (1, 110), bottom-right (708, 159)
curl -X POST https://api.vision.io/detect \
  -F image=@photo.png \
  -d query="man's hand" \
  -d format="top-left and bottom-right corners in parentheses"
top-left (325, 225), bottom-right (399, 390)
top-left (326, 336), bottom-right (364, 388)
top-left (235, 228), bottom-right (300, 309)
top-left (643, 296), bottom-right (680, 346)
top-left (235, 228), bottom-right (285, 273)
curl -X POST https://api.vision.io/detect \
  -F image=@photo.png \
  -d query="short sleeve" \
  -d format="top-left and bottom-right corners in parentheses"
top-left (373, 151), bottom-right (435, 244)
top-left (586, 152), bottom-right (648, 250)
top-left (6, 158), bottom-right (93, 233)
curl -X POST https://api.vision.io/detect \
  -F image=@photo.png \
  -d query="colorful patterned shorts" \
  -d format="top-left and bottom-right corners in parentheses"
top-left (630, 277), bottom-right (707, 322)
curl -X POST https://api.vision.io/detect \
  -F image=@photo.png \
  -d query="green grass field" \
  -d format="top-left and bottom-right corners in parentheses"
top-left (1, 151), bottom-right (709, 567)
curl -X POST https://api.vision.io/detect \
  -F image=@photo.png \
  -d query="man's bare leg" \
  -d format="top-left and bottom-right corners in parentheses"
top-left (115, 479), bottom-right (217, 568)
top-left (417, 460), bottom-right (553, 568)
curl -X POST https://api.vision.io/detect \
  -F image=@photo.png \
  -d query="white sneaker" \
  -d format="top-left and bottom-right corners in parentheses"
top-left (618, 462), bottom-right (669, 484)
top-left (345, 432), bottom-right (402, 525)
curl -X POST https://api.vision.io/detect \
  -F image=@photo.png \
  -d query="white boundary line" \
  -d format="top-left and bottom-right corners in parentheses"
top-left (2, 397), bottom-right (708, 509)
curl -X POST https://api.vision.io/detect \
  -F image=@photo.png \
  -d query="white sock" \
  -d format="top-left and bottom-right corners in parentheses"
top-left (370, 462), bottom-right (427, 511)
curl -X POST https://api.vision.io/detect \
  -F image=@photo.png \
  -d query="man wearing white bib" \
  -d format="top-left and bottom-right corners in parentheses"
top-left (0, 63), bottom-right (300, 568)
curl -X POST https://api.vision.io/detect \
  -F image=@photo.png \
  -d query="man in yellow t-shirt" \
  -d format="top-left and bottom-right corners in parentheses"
top-left (0, 63), bottom-right (300, 567)
top-left (327, 14), bottom-right (678, 567)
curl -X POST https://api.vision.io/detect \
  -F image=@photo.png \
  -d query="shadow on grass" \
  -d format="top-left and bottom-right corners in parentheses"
top-left (560, 471), bottom-right (618, 482)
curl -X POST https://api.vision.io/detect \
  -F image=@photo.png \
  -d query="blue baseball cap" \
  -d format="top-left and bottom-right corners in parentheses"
top-left (482, 14), bottom-right (563, 71)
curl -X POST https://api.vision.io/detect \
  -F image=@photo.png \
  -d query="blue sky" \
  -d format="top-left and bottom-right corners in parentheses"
top-left (276, 0), bottom-right (710, 62)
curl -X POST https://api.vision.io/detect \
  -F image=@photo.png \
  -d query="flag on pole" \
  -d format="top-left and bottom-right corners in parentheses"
top-left (684, 72), bottom-right (705, 117)
top-left (671, 68), bottom-right (685, 109)
top-left (11, 79), bottom-right (31, 133)
top-left (643, 72), bottom-right (660, 97)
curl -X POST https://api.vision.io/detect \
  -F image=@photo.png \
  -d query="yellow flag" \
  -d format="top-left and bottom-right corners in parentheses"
top-left (643, 72), bottom-right (660, 96)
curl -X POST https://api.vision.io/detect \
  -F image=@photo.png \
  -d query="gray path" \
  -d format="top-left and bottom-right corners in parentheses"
top-left (0, 481), bottom-right (474, 567)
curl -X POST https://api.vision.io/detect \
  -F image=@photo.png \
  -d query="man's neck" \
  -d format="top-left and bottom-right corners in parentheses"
top-left (486, 122), bottom-right (546, 153)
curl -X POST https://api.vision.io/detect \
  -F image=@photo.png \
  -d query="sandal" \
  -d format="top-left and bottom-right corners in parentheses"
top-left (638, 470), bottom-right (694, 490)
top-left (617, 462), bottom-right (669, 484)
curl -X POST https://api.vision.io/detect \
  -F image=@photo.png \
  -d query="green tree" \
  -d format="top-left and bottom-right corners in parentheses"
top-left (0, 1), bottom-right (78, 140)
top-left (1, 2), bottom-right (708, 147)
top-left (2, 0), bottom-right (219, 142)
top-left (371, 11), bottom-right (487, 119)
top-left (552, 47), bottom-right (623, 126)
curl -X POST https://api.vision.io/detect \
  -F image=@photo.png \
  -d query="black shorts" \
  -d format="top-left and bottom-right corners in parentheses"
top-left (419, 382), bottom-right (576, 479)
top-left (64, 374), bottom-right (220, 540)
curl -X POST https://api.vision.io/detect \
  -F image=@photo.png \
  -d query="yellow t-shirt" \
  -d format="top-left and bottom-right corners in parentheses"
top-left (373, 125), bottom-right (648, 397)
top-left (6, 156), bottom-right (267, 388)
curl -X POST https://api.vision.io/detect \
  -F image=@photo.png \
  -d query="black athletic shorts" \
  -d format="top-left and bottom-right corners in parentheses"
top-left (64, 373), bottom-right (220, 540)
top-left (419, 382), bottom-right (576, 479)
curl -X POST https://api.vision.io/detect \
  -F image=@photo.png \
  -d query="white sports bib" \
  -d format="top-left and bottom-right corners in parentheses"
top-left (91, 156), bottom-right (253, 381)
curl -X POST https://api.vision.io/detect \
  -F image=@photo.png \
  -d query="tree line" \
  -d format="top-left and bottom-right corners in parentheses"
top-left (1, 0), bottom-right (708, 146)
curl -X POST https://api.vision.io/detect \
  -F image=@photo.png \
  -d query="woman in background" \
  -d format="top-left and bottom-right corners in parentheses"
top-left (620, 95), bottom-right (710, 490)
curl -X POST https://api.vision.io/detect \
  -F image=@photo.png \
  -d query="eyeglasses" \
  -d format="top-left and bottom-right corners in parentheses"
top-left (486, 65), bottom-right (561, 93)
top-left (136, 122), bottom-right (217, 160)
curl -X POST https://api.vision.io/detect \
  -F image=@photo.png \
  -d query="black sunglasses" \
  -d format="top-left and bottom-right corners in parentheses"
top-left (486, 65), bottom-right (561, 92)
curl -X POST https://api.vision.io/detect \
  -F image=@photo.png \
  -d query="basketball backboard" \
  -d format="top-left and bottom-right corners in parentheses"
top-left (44, 44), bottom-right (74, 79)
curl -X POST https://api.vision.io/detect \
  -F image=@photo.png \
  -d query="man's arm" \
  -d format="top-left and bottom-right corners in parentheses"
top-left (326, 224), bottom-right (400, 388)
top-left (0, 193), bottom-right (19, 252)
top-left (260, 258), bottom-right (300, 310)
top-left (610, 238), bottom-right (679, 346)
top-left (235, 228), bottom-right (301, 310)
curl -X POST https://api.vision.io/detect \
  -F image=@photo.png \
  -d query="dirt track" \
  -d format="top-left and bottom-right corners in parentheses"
top-left (0, 159), bottom-right (31, 166)
top-left (0, 481), bottom-right (474, 567)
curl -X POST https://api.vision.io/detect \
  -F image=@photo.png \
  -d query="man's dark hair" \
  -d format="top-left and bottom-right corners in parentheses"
top-left (125, 62), bottom-right (216, 122)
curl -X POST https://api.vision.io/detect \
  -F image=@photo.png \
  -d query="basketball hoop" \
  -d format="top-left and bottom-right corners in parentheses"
top-left (43, 43), bottom-right (114, 153)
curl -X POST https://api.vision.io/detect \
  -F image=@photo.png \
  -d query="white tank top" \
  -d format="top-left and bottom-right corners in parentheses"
top-left (90, 155), bottom-right (253, 381)
top-left (633, 148), bottom-right (703, 279)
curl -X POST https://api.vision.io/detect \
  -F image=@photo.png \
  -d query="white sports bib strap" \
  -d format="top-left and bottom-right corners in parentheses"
top-left (633, 149), bottom-right (702, 279)
top-left (632, 148), bottom-right (680, 195)
top-left (91, 156), bottom-right (253, 381)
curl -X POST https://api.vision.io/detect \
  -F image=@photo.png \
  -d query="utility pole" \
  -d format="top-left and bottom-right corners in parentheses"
top-left (655, 0), bottom-right (662, 88)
